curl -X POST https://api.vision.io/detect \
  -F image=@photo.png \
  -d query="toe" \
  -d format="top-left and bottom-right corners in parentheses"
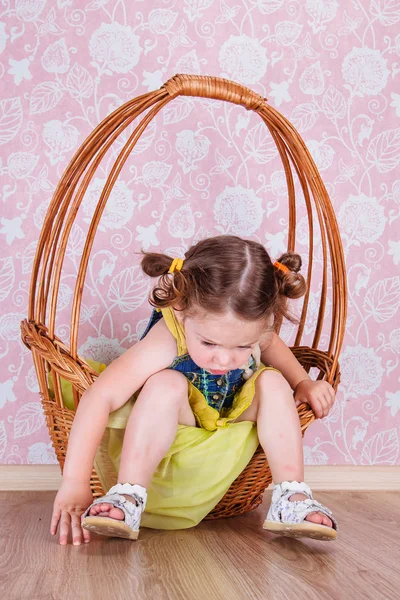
top-left (90, 502), bottom-right (111, 516)
top-left (322, 515), bottom-right (333, 528)
top-left (305, 512), bottom-right (333, 528)
top-left (109, 507), bottom-right (125, 521)
top-left (305, 512), bottom-right (323, 525)
top-left (88, 503), bottom-right (124, 520)
top-left (88, 495), bottom-right (134, 521)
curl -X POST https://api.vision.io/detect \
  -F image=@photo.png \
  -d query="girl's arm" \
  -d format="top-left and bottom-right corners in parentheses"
top-left (51, 317), bottom-right (178, 544)
top-left (62, 318), bottom-right (177, 484)
top-left (260, 332), bottom-right (310, 390)
top-left (260, 332), bottom-right (335, 419)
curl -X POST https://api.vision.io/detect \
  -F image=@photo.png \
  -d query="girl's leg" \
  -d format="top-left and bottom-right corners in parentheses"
top-left (118, 369), bottom-right (195, 486)
top-left (89, 370), bottom-right (195, 519)
top-left (236, 370), bottom-right (332, 527)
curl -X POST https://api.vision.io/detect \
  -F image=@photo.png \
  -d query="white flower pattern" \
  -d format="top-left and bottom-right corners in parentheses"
top-left (338, 194), bottom-right (386, 245)
top-left (42, 120), bottom-right (80, 165)
top-left (78, 335), bottom-right (125, 365)
top-left (342, 47), bottom-right (389, 96)
top-left (83, 178), bottom-right (136, 231)
top-left (214, 185), bottom-right (264, 235)
top-left (219, 35), bottom-right (267, 83)
top-left (89, 22), bottom-right (141, 74)
top-left (340, 345), bottom-right (384, 398)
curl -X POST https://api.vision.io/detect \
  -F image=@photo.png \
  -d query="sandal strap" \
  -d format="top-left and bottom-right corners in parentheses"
top-left (268, 481), bottom-right (338, 531)
top-left (108, 482), bottom-right (147, 505)
top-left (272, 480), bottom-right (313, 503)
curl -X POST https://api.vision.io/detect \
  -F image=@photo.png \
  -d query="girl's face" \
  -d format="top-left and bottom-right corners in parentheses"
top-left (176, 309), bottom-right (267, 374)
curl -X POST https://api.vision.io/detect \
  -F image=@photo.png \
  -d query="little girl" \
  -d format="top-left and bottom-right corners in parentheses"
top-left (50, 235), bottom-right (338, 546)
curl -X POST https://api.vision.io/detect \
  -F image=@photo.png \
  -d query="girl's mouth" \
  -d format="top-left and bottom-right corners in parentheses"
top-left (208, 369), bottom-right (228, 375)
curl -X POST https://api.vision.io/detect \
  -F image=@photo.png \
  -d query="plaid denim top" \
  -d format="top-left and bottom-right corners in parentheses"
top-left (140, 308), bottom-right (257, 412)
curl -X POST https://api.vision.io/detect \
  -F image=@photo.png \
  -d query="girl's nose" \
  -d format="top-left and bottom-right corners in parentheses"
top-left (214, 351), bottom-right (231, 367)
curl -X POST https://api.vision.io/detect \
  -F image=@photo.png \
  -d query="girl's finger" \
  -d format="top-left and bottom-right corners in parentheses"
top-left (71, 513), bottom-right (84, 546)
top-left (320, 395), bottom-right (331, 417)
top-left (311, 398), bottom-right (323, 418)
top-left (50, 506), bottom-right (61, 535)
top-left (324, 392), bottom-right (334, 408)
top-left (82, 525), bottom-right (91, 544)
top-left (59, 511), bottom-right (71, 545)
top-left (326, 394), bottom-right (334, 414)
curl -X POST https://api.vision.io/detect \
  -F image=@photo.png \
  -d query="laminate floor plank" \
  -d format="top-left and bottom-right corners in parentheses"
top-left (0, 491), bottom-right (398, 600)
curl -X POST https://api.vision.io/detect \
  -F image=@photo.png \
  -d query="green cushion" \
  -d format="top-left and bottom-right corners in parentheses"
top-left (47, 358), bottom-right (107, 411)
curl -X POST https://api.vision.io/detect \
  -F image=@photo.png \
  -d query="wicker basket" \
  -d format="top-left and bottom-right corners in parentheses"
top-left (20, 74), bottom-right (347, 520)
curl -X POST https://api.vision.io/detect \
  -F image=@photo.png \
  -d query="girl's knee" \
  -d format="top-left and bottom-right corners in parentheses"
top-left (144, 369), bottom-right (188, 396)
top-left (144, 370), bottom-right (195, 426)
top-left (256, 369), bottom-right (292, 394)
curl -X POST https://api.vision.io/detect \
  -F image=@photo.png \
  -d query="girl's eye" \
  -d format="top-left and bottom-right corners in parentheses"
top-left (201, 342), bottom-right (252, 349)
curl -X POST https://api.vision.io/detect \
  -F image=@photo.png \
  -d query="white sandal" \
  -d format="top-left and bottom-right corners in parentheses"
top-left (263, 481), bottom-right (338, 541)
top-left (81, 483), bottom-right (147, 540)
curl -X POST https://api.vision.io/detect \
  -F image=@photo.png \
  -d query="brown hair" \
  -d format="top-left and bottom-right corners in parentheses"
top-left (140, 235), bottom-right (306, 326)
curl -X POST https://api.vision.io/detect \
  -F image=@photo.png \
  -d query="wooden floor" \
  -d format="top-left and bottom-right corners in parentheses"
top-left (1, 491), bottom-right (399, 600)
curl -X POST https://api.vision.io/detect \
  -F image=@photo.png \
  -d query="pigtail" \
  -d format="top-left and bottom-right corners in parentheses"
top-left (272, 251), bottom-right (307, 324)
top-left (140, 251), bottom-right (189, 310)
top-left (141, 251), bottom-right (172, 278)
top-left (274, 252), bottom-right (307, 300)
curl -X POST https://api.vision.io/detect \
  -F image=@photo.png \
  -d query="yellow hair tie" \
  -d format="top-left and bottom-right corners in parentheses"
top-left (168, 258), bottom-right (184, 273)
top-left (274, 261), bottom-right (289, 274)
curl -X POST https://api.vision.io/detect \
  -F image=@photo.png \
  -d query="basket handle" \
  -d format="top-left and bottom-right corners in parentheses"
top-left (163, 74), bottom-right (267, 111)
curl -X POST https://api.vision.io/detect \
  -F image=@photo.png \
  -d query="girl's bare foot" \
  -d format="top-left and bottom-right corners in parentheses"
top-left (88, 494), bottom-right (135, 521)
top-left (289, 493), bottom-right (333, 528)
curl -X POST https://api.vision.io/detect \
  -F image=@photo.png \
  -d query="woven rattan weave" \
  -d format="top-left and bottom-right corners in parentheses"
top-left (21, 74), bottom-right (347, 519)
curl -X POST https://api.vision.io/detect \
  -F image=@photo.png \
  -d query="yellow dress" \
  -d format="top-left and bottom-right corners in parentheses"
top-left (50, 307), bottom-right (276, 530)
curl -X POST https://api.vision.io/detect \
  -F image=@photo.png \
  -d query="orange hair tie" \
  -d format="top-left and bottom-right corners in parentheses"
top-left (274, 261), bottom-right (289, 274)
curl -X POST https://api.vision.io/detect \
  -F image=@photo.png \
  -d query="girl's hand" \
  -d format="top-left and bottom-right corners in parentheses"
top-left (294, 379), bottom-right (335, 419)
top-left (50, 479), bottom-right (93, 545)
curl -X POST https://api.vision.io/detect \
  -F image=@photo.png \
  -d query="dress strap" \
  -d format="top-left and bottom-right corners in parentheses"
top-left (160, 307), bottom-right (187, 356)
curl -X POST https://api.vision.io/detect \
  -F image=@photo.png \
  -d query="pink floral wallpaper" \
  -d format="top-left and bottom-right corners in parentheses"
top-left (0, 1), bottom-right (399, 467)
